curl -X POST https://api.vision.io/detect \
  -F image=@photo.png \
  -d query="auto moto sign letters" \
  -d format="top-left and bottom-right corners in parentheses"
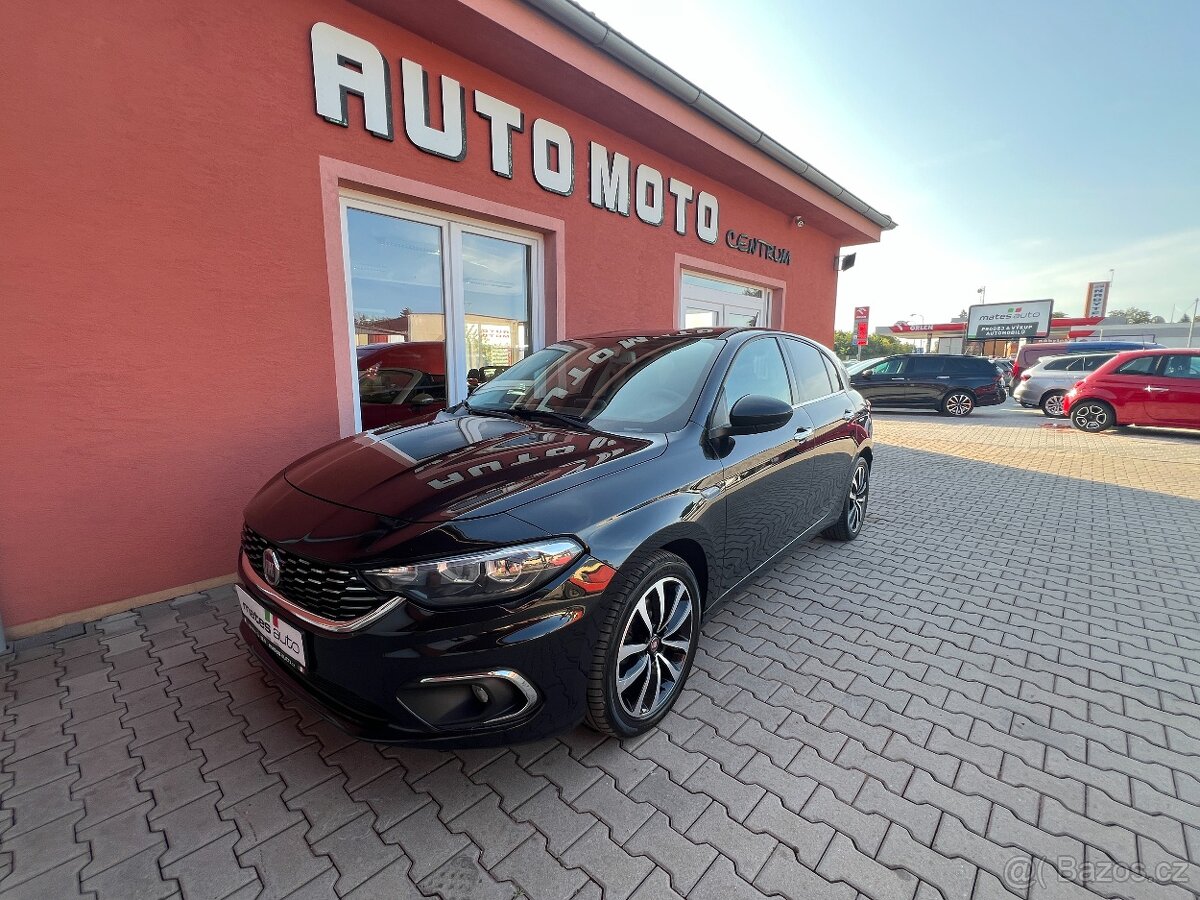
top-left (966, 298), bottom-right (1053, 340)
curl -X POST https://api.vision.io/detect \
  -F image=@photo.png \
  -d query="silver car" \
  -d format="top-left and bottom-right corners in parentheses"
top-left (1013, 352), bottom-right (1116, 417)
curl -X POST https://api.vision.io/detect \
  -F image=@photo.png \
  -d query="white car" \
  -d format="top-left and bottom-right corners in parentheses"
top-left (1012, 352), bottom-right (1117, 417)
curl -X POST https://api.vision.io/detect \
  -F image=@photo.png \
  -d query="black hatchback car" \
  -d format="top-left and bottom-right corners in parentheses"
top-left (847, 353), bottom-right (1005, 416)
top-left (237, 328), bottom-right (873, 746)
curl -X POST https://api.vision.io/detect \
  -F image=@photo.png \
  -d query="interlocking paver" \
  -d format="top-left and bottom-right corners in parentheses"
top-left (5, 408), bottom-right (1200, 898)
top-left (508, 785), bottom-right (588, 856)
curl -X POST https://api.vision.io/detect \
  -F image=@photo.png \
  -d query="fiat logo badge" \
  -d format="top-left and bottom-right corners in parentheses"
top-left (262, 548), bottom-right (282, 587)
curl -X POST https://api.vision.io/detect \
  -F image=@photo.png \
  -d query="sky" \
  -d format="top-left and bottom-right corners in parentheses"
top-left (581, 0), bottom-right (1200, 331)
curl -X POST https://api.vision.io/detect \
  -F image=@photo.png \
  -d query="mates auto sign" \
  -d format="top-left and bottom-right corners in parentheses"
top-left (966, 299), bottom-right (1054, 340)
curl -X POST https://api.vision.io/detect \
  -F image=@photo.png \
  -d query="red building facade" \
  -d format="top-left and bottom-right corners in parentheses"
top-left (3, 0), bottom-right (892, 635)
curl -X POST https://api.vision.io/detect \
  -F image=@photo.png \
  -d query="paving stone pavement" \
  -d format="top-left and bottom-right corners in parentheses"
top-left (3, 405), bottom-right (1200, 899)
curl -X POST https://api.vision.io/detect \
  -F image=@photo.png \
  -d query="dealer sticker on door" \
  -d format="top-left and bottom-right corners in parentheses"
top-left (237, 585), bottom-right (307, 669)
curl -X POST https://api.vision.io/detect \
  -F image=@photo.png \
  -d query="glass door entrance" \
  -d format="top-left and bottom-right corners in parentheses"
top-left (341, 197), bottom-right (540, 431)
top-left (681, 272), bottom-right (770, 329)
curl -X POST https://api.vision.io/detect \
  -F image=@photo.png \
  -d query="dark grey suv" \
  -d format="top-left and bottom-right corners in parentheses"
top-left (847, 354), bottom-right (1005, 416)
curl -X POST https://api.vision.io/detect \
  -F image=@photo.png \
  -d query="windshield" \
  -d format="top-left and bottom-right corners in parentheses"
top-left (465, 335), bottom-right (721, 432)
top-left (844, 358), bottom-right (881, 375)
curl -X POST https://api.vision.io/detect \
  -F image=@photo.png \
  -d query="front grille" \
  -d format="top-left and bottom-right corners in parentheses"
top-left (242, 526), bottom-right (387, 623)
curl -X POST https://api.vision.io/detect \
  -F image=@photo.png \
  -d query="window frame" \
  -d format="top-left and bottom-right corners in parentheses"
top-left (679, 269), bottom-right (771, 329)
top-left (339, 191), bottom-right (545, 433)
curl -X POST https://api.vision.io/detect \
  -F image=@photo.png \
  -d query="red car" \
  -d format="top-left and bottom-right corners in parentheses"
top-left (356, 342), bottom-right (447, 429)
top-left (1062, 349), bottom-right (1200, 432)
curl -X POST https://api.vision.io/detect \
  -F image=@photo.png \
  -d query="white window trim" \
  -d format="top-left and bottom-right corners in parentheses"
top-left (338, 191), bottom-right (545, 432)
top-left (679, 269), bottom-right (771, 328)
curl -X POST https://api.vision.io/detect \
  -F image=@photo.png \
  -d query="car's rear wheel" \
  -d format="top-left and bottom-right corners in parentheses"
top-left (1070, 400), bottom-right (1115, 432)
top-left (1040, 391), bottom-right (1067, 418)
top-left (823, 457), bottom-right (870, 542)
top-left (941, 391), bottom-right (975, 417)
top-left (585, 551), bottom-right (700, 738)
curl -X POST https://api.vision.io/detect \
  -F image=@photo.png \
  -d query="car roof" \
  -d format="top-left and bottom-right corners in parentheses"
top-left (580, 326), bottom-right (821, 344)
top-left (1111, 348), bottom-right (1200, 358)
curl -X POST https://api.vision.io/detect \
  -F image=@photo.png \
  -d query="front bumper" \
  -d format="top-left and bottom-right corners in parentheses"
top-left (236, 550), bottom-right (604, 746)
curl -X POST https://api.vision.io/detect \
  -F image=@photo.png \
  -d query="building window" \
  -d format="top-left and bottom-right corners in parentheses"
top-left (680, 271), bottom-right (770, 328)
top-left (341, 194), bottom-right (542, 431)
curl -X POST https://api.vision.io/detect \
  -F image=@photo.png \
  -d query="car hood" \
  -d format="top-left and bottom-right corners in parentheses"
top-left (283, 413), bottom-right (661, 522)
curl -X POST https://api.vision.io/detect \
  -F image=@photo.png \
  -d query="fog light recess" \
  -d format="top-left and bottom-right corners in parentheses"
top-left (396, 669), bottom-right (538, 731)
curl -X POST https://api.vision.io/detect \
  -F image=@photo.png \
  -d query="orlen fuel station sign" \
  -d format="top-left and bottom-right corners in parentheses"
top-left (967, 299), bottom-right (1053, 340)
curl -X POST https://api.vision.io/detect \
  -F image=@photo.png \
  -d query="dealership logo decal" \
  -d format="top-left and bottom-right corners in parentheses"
top-left (310, 23), bottom-right (729, 244)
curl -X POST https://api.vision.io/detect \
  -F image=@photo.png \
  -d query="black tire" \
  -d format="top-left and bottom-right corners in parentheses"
top-left (823, 457), bottom-right (870, 542)
top-left (1040, 391), bottom-right (1067, 418)
top-left (941, 391), bottom-right (975, 417)
top-left (584, 550), bottom-right (701, 738)
top-left (1070, 400), bottom-right (1116, 432)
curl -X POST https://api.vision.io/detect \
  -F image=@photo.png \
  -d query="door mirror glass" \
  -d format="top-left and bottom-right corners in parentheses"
top-left (725, 394), bottom-right (793, 435)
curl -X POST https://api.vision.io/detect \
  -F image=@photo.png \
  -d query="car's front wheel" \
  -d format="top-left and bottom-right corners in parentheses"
top-left (1040, 391), bottom-right (1067, 418)
top-left (585, 551), bottom-right (700, 738)
top-left (1070, 400), bottom-right (1115, 432)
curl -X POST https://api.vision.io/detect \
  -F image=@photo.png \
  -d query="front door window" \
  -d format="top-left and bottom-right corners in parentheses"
top-left (342, 197), bottom-right (540, 432)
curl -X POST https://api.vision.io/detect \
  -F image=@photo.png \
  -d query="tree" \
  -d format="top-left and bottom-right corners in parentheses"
top-left (1179, 314), bottom-right (1192, 324)
top-left (1107, 306), bottom-right (1153, 324)
top-left (833, 331), bottom-right (915, 360)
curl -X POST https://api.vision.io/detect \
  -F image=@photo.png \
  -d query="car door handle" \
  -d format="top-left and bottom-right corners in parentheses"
top-left (793, 427), bottom-right (813, 441)
top-left (936, 375), bottom-right (951, 379)
top-left (840, 409), bottom-right (855, 421)
top-left (889, 377), bottom-right (905, 381)
top-left (699, 483), bottom-right (723, 500)
top-left (1145, 386), bottom-right (1169, 393)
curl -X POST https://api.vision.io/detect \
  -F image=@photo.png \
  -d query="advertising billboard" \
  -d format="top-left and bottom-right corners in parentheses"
top-left (966, 299), bottom-right (1054, 340)
top-left (1085, 282), bottom-right (1110, 318)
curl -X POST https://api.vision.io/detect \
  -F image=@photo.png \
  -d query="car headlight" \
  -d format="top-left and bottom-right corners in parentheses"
top-left (363, 539), bottom-right (584, 608)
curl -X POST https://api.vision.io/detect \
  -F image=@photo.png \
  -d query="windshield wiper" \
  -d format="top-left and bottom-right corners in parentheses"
top-left (510, 407), bottom-right (594, 431)
top-left (457, 398), bottom-right (521, 421)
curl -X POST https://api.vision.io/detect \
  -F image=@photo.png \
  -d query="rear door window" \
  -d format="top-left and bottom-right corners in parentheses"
top-left (1115, 356), bottom-right (1162, 376)
top-left (822, 354), bottom-right (845, 391)
top-left (1043, 358), bottom-right (1074, 371)
top-left (1163, 356), bottom-right (1200, 380)
top-left (902, 356), bottom-right (944, 376)
top-left (1079, 355), bottom-right (1113, 371)
top-left (781, 338), bottom-right (835, 403)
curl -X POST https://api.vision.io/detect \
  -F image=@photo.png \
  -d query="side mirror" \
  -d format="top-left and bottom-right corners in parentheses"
top-left (716, 394), bottom-right (793, 437)
top-left (411, 394), bottom-right (439, 406)
top-left (859, 370), bottom-right (872, 380)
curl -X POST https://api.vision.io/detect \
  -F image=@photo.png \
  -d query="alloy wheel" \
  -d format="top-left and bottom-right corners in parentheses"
top-left (615, 577), bottom-right (693, 719)
top-left (1073, 403), bottom-right (1110, 431)
top-left (945, 393), bottom-right (973, 416)
top-left (1042, 394), bottom-right (1065, 417)
top-left (847, 463), bottom-right (869, 534)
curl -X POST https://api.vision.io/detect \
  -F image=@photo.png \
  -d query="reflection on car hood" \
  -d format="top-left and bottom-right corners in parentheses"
top-left (284, 414), bottom-right (660, 521)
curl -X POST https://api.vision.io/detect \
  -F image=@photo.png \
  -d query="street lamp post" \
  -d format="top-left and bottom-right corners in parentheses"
top-left (910, 312), bottom-right (930, 353)
top-left (1189, 298), bottom-right (1199, 348)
